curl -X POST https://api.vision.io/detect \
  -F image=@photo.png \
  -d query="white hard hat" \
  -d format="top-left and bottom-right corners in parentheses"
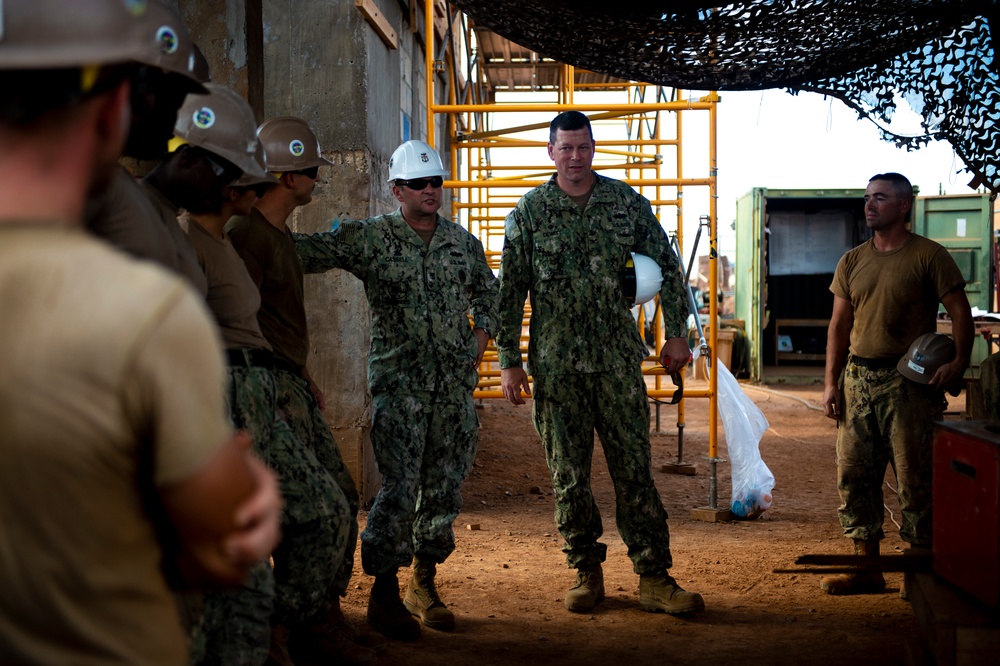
top-left (387, 139), bottom-right (448, 182)
top-left (623, 253), bottom-right (663, 306)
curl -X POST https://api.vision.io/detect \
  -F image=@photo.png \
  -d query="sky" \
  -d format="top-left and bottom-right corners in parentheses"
top-left (484, 88), bottom-right (978, 270)
top-left (683, 88), bottom-right (977, 262)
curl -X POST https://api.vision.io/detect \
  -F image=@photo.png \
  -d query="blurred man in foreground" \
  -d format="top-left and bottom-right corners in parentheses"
top-left (0, 3), bottom-right (281, 663)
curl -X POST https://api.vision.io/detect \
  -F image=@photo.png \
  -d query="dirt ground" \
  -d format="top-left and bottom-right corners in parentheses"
top-left (339, 377), bottom-right (950, 666)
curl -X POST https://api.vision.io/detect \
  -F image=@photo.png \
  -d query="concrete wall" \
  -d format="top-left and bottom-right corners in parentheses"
top-left (180, 0), bottom-right (451, 504)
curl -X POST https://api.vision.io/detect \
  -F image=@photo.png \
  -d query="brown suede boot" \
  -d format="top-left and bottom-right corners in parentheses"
top-left (564, 564), bottom-right (605, 612)
top-left (639, 573), bottom-right (705, 614)
top-left (367, 572), bottom-right (421, 641)
top-left (404, 559), bottom-right (456, 631)
top-left (820, 539), bottom-right (887, 595)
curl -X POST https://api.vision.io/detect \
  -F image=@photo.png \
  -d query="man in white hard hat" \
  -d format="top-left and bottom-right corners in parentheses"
top-left (294, 139), bottom-right (498, 641)
top-left (0, 2), bottom-right (281, 664)
top-left (226, 117), bottom-right (377, 665)
top-left (497, 111), bottom-right (704, 617)
top-left (821, 172), bottom-right (973, 596)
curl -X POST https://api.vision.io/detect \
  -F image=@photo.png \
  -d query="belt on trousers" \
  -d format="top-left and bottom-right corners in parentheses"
top-left (225, 348), bottom-right (274, 369)
top-left (849, 355), bottom-right (899, 370)
top-left (270, 355), bottom-right (304, 378)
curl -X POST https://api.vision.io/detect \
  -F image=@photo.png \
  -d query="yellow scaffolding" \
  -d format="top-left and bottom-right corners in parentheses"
top-left (422, 1), bottom-right (725, 514)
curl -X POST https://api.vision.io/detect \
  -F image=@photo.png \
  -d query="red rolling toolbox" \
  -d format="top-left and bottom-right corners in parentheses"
top-left (933, 421), bottom-right (1000, 607)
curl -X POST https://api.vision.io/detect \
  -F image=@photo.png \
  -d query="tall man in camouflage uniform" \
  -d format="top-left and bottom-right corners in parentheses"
top-left (498, 111), bottom-right (704, 616)
top-left (294, 139), bottom-right (499, 640)
top-left (821, 172), bottom-right (972, 595)
top-left (226, 117), bottom-right (380, 665)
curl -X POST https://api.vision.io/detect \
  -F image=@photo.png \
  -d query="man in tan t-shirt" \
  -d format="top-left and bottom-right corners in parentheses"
top-left (821, 172), bottom-right (972, 596)
top-left (0, 4), bottom-right (281, 664)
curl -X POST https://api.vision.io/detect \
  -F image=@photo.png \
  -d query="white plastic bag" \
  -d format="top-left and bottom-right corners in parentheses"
top-left (696, 347), bottom-right (775, 518)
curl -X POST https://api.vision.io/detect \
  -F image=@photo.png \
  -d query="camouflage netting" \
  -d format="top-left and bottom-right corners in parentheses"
top-left (451, 0), bottom-right (1000, 192)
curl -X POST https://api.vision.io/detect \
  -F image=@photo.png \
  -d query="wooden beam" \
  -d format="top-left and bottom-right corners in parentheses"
top-left (355, 0), bottom-right (398, 49)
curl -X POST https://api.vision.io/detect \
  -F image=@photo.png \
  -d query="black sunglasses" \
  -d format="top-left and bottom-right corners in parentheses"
top-left (288, 166), bottom-right (320, 179)
top-left (396, 176), bottom-right (443, 190)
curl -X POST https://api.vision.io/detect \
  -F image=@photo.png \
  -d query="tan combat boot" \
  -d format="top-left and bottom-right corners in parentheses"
top-left (367, 572), bottom-right (421, 641)
top-left (639, 573), bottom-right (705, 614)
top-left (820, 539), bottom-right (887, 595)
top-left (404, 559), bottom-right (456, 631)
top-left (564, 564), bottom-right (605, 612)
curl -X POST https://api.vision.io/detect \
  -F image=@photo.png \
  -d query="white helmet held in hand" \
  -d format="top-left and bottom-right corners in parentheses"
top-left (387, 139), bottom-right (448, 183)
top-left (623, 253), bottom-right (663, 306)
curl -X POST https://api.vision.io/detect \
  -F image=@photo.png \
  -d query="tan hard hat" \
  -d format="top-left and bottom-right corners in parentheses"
top-left (173, 83), bottom-right (270, 181)
top-left (0, 0), bottom-right (150, 69)
top-left (135, 0), bottom-right (205, 90)
top-left (191, 43), bottom-right (211, 84)
top-left (897, 332), bottom-right (956, 384)
top-left (257, 116), bottom-right (333, 172)
top-left (234, 141), bottom-right (278, 187)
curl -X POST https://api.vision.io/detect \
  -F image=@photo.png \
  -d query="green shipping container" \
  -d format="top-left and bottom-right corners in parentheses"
top-left (734, 188), bottom-right (994, 383)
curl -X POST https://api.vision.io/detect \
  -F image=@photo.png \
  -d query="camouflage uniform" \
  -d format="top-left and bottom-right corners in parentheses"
top-left (294, 210), bottom-right (498, 574)
top-left (836, 362), bottom-right (944, 547)
top-left (496, 174), bottom-right (689, 575)
top-left (197, 363), bottom-right (351, 665)
top-left (271, 366), bottom-right (359, 598)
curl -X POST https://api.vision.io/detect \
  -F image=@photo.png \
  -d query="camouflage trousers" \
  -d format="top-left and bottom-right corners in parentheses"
top-left (272, 367), bottom-right (360, 607)
top-left (361, 390), bottom-right (479, 575)
top-left (194, 563), bottom-right (273, 666)
top-left (836, 362), bottom-right (945, 546)
top-left (196, 363), bottom-right (352, 665)
top-left (532, 368), bottom-right (672, 575)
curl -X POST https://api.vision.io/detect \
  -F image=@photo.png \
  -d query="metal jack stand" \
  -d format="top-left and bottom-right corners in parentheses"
top-left (660, 231), bottom-right (705, 476)
top-left (660, 431), bottom-right (697, 475)
top-left (689, 352), bottom-right (731, 521)
top-left (660, 372), bottom-right (697, 475)
top-left (680, 216), bottom-right (733, 522)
